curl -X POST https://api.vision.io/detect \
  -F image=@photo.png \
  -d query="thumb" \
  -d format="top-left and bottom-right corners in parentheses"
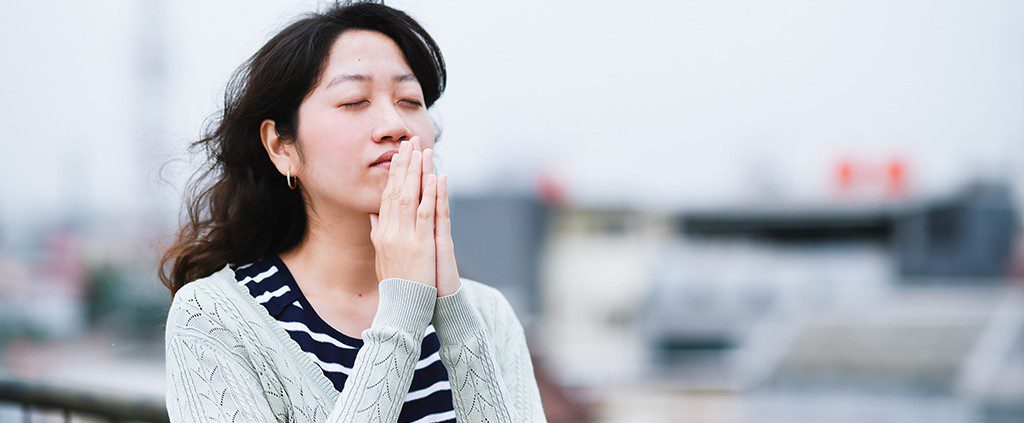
top-left (369, 213), bottom-right (381, 281)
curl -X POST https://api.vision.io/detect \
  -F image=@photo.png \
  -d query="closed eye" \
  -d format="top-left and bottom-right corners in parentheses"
top-left (341, 100), bottom-right (368, 108)
top-left (341, 100), bottom-right (421, 108)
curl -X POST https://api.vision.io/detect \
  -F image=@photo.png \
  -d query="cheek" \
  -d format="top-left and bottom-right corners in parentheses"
top-left (302, 107), bottom-right (357, 142)
top-left (410, 120), bottom-right (437, 149)
top-left (299, 110), bottom-right (367, 167)
top-left (303, 138), bottom-right (364, 173)
top-left (297, 140), bottom-right (370, 197)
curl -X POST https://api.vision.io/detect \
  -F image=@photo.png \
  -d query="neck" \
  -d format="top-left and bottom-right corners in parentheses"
top-left (280, 204), bottom-right (378, 299)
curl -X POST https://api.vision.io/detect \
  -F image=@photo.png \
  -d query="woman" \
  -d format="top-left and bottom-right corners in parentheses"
top-left (158, 1), bottom-right (546, 421)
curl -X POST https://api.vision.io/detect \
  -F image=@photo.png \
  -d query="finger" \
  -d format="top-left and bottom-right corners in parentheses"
top-left (423, 146), bottom-right (435, 175)
top-left (400, 149), bottom-right (423, 232)
top-left (381, 140), bottom-right (408, 221)
top-left (421, 148), bottom-right (434, 188)
top-left (436, 173), bottom-right (452, 246)
top-left (411, 136), bottom-right (426, 185)
top-left (369, 213), bottom-right (378, 235)
top-left (384, 140), bottom-right (411, 229)
top-left (416, 173), bottom-right (437, 240)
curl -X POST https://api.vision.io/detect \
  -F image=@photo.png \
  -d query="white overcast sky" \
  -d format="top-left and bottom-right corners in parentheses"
top-left (2, 0), bottom-right (1023, 225)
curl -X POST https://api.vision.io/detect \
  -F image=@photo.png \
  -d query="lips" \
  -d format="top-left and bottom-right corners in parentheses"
top-left (371, 150), bottom-right (399, 167)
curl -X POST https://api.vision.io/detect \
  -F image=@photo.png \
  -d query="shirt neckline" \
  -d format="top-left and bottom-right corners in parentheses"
top-left (269, 254), bottom-right (366, 346)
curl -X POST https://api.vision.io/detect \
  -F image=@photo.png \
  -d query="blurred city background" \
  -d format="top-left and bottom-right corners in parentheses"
top-left (2, 0), bottom-right (1023, 421)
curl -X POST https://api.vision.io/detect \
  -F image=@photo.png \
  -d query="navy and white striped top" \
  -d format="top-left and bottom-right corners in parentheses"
top-left (230, 255), bottom-right (456, 423)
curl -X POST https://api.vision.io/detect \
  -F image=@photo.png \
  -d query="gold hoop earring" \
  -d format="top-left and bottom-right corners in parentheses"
top-left (287, 166), bottom-right (298, 190)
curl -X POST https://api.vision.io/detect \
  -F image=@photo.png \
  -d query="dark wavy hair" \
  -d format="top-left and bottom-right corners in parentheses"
top-left (158, 0), bottom-right (446, 299)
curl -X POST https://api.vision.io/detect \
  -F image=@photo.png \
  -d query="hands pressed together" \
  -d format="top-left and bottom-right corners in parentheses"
top-left (368, 137), bottom-right (461, 298)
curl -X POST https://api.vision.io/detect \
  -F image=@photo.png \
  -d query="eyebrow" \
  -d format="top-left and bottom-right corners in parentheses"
top-left (325, 72), bottom-right (417, 89)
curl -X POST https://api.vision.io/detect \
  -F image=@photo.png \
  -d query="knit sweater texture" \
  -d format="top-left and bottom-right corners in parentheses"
top-left (164, 263), bottom-right (547, 422)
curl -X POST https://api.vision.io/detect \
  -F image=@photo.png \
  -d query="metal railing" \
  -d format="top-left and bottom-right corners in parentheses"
top-left (0, 377), bottom-right (168, 422)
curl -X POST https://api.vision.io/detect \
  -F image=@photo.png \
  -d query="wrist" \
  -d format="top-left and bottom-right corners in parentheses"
top-left (373, 277), bottom-right (437, 334)
top-left (437, 278), bottom-right (462, 298)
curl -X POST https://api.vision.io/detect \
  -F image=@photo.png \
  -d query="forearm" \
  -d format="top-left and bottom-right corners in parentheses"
top-left (325, 278), bottom-right (437, 422)
top-left (166, 330), bottom-right (281, 422)
top-left (432, 286), bottom-right (538, 422)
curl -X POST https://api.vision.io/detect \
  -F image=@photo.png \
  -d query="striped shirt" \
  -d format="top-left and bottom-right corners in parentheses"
top-left (230, 255), bottom-right (456, 423)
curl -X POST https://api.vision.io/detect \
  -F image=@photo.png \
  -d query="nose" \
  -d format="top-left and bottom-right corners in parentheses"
top-left (371, 103), bottom-right (412, 145)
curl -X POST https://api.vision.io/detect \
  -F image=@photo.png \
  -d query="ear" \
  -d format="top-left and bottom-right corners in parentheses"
top-left (260, 119), bottom-right (300, 177)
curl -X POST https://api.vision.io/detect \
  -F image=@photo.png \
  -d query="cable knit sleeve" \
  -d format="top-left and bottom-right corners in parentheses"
top-left (165, 282), bottom-right (285, 422)
top-left (165, 325), bottom-right (281, 421)
top-left (165, 276), bottom-right (438, 423)
top-left (432, 282), bottom-right (548, 422)
top-left (324, 277), bottom-right (437, 421)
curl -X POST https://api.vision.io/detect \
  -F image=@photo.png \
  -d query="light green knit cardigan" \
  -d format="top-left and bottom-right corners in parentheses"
top-left (164, 263), bottom-right (547, 422)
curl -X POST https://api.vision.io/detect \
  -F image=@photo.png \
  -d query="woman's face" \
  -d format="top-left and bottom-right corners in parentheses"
top-left (292, 29), bottom-right (436, 216)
